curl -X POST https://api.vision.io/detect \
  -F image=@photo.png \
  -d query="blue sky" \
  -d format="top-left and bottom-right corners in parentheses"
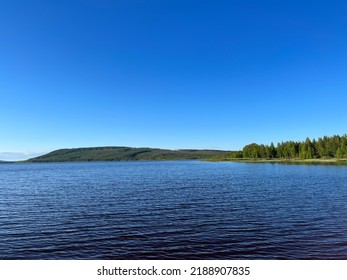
top-left (1, 0), bottom-right (347, 160)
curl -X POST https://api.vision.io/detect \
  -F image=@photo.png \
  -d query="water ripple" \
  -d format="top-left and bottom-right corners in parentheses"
top-left (1, 161), bottom-right (347, 259)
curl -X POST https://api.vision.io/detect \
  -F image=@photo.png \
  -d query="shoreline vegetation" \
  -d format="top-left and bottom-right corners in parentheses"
top-left (9, 134), bottom-right (347, 165)
top-left (210, 134), bottom-right (347, 165)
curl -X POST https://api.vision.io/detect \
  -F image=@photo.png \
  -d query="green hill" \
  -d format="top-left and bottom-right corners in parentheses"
top-left (27, 146), bottom-right (231, 162)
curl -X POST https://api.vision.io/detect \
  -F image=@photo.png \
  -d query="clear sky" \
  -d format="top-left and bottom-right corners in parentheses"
top-left (1, 0), bottom-right (347, 160)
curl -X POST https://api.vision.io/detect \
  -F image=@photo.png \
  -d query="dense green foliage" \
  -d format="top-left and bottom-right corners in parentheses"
top-left (232, 134), bottom-right (347, 160)
top-left (27, 147), bottom-right (231, 162)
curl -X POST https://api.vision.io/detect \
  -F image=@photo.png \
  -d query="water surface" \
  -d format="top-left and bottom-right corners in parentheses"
top-left (0, 161), bottom-right (346, 259)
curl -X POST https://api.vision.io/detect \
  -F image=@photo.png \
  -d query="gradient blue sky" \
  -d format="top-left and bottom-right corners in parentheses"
top-left (1, 0), bottom-right (347, 160)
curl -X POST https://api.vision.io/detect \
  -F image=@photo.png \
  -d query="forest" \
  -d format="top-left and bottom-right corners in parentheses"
top-left (22, 134), bottom-right (347, 162)
top-left (230, 134), bottom-right (347, 159)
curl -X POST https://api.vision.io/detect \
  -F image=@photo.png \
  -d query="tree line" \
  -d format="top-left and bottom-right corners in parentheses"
top-left (229, 134), bottom-right (347, 159)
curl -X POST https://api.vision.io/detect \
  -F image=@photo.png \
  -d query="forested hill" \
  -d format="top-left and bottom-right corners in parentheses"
top-left (27, 147), bottom-right (231, 162)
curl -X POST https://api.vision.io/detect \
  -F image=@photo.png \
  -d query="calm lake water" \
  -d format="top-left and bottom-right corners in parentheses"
top-left (1, 161), bottom-right (347, 259)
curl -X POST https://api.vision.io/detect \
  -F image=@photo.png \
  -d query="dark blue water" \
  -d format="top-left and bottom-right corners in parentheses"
top-left (0, 161), bottom-right (347, 259)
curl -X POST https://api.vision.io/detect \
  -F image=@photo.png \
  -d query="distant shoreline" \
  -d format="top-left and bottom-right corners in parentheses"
top-left (2, 158), bottom-right (347, 166)
top-left (209, 158), bottom-right (347, 165)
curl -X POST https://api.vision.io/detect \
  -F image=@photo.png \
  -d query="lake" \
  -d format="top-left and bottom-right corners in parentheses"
top-left (0, 161), bottom-right (346, 259)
